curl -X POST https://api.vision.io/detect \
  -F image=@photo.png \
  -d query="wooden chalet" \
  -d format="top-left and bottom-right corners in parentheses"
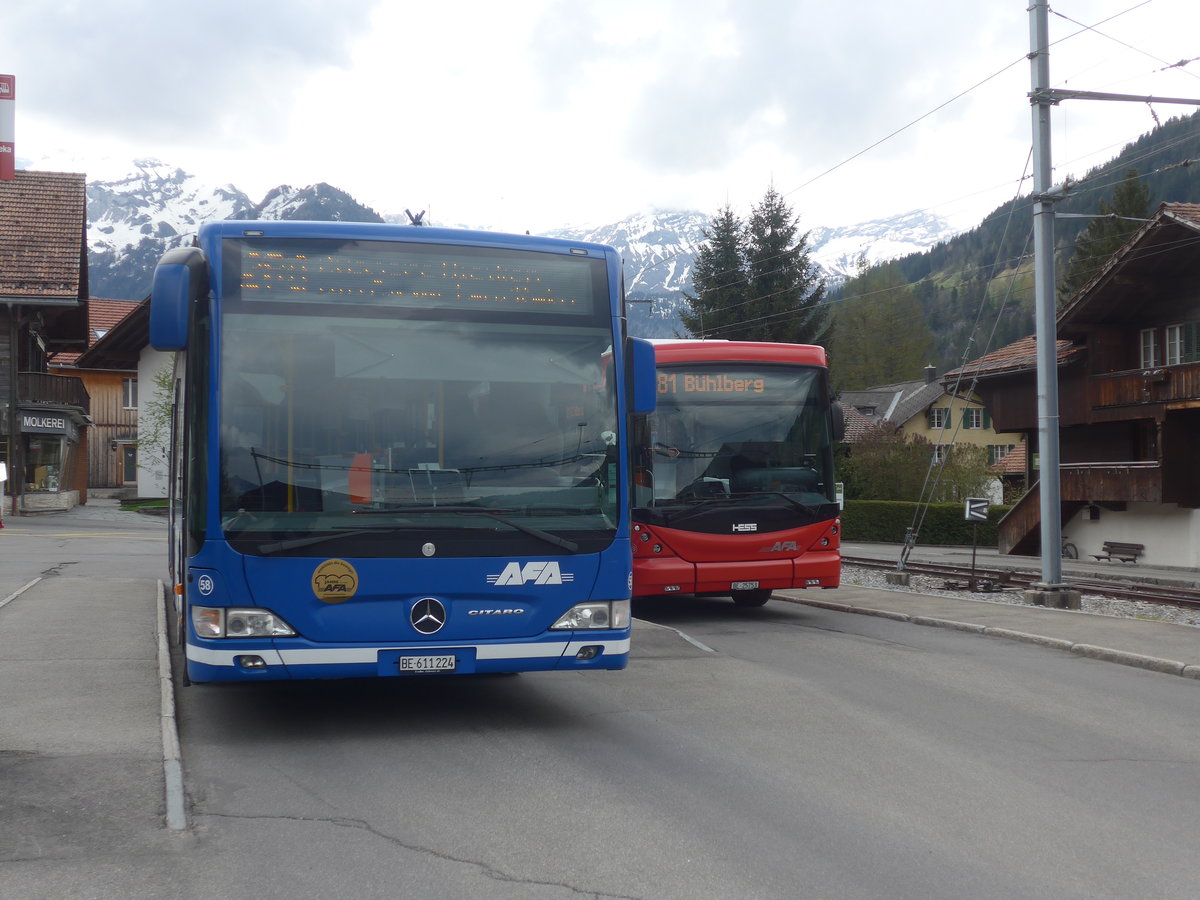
top-left (0, 170), bottom-right (91, 513)
top-left (49, 298), bottom-right (141, 494)
top-left (945, 202), bottom-right (1200, 564)
top-left (74, 298), bottom-right (173, 500)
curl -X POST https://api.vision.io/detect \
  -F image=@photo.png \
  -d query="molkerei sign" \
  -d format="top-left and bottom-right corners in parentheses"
top-left (20, 411), bottom-right (77, 440)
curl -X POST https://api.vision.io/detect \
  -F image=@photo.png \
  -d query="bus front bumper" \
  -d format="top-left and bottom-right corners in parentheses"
top-left (183, 633), bottom-right (631, 682)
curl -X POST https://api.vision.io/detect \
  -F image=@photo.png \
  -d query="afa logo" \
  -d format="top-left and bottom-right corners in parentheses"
top-left (487, 561), bottom-right (575, 586)
top-left (312, 559), bottom-right (359, 603)
top-left (761, 541), bottom-right (799, 553)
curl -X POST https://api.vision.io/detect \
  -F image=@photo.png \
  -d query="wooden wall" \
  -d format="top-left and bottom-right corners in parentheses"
top-left (75, 371), bottom-right (138, 488)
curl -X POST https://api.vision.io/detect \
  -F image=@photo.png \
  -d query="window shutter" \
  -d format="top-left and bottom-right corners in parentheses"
top-left (983, 410), bottom-right (991, 429)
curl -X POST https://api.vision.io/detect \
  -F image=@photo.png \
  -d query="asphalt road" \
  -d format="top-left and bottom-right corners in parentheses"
top-left (5, 513), bottom-right (1200, 899)
top-left (169, 596), bottom-right (1200, 900)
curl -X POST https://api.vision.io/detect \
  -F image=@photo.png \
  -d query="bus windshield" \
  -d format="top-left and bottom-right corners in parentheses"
top-left (645, 363), bottom-right (834, 508)
top-left (216, 240), bottom-right (618, 556)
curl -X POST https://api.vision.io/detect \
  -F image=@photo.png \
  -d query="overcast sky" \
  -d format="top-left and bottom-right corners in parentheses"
top-left (5, 0), bottom-right (1200, 234)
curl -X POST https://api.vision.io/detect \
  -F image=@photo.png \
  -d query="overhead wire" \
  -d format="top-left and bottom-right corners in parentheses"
top-left (1049, 4), bottom-right (1200, 82)
top-left (657, 1), bottom-right (1199, 342)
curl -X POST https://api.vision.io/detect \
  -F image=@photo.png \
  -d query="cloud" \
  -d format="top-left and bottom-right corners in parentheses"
top-left (612, 0), bottom-right (1024, 177)
top-left (5, 0), bottom-right (375, 145)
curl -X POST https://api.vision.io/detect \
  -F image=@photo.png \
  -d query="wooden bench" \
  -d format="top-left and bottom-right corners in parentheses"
top-left (1091, 541), bottom-right (1144, 564)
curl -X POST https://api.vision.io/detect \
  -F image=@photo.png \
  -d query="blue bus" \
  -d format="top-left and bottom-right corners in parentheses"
top-left (150, 220), bottom-right (655, 683)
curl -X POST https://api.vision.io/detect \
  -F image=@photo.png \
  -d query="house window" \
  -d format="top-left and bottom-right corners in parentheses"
top-left (988, 444), bottom-right (1016, 466)
top-left (1140, 328), bottom-right (1159, 368)
top-left (122, 377), bottom-right (138, 410)
top-left (932, 444), bottom-right (950, 464)
top-left (963, 408), bottom-right (984, 429)
top-left (1166, 323), bottom-right (1200, 366)
top-left (928, 407), bottom-right (948, 429)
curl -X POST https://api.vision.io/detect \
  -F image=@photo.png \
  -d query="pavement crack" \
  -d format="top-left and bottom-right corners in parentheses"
top-left (200, 811), bottom-right (642, 899)
top-left (41, 561), bottom-right (80, 578)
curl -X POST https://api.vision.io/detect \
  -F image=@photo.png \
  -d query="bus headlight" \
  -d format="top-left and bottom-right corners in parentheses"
top-left (550, 599), bottom-right (631, 631)
top-left (191, 606), bottom-right (296, 638)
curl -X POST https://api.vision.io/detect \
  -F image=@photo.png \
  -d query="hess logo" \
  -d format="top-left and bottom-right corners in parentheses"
top-left (487, 561), bottom-right (575, 586)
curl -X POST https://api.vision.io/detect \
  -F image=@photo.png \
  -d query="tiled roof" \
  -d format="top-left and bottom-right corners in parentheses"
top-left (75, 298), bottom-right (151, 371)
top-left (0, 170), bottom-right (88, 299)
top-left (991, 440), bottom-right (1026, 475)
top-left (49, 298), bottom-right (141, 367)
top-left (839, 378), bottom-right (946, 427)
top-left (1058, 201), bottom-right (1200, 331)
top-left (943, 335), bottom-right (1082, 381)
top-left (1162, 202), bottom-right (1200, 227)
top-left (890, 381), bottom-right (946, 425)
top-left (839, 404), bottom-right (875, 442)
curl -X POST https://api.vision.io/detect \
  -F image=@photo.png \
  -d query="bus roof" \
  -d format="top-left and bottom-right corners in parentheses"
top-left (650, 339), bottom-right (828, 368)
top-left (195, 219), bottom-right (619, 259)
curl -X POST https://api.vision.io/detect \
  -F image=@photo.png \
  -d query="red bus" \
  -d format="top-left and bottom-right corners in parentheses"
top-left (632, 340), bottom-right (843, 606)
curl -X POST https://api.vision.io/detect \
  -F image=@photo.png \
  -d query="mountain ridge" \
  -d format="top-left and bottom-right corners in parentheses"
top-left (48, 155), bottom-right (959, 334)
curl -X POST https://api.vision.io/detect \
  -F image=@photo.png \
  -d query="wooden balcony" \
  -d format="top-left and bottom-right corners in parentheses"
top-left (1059, 462), bottom-right (1161, 503)
top-left (18, 372), bottom-right (91, 414)
top-left (1091, 364), bottom-right (1200, 412)
top-left (998, 463), bottom-right (1158, 555)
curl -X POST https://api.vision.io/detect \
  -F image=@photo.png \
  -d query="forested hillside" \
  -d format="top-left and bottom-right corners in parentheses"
top-left (833, 110), bottom-right (1200, 384)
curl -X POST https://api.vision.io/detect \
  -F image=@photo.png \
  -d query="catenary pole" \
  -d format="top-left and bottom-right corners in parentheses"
top-left (1024, 1), bottom-right (1199, 604)
top-left (1028, 0), bottom-right (1066, 592)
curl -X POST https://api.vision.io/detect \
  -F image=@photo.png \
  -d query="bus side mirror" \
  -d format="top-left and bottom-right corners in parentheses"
top-left (831, 401), bottom-right (846, 443)
top-left (150, 247), bottom-right (209, 350)
top-left (629, 337), bottom-right (657, 416)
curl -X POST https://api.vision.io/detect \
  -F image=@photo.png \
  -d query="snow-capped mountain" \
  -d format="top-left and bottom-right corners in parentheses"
top-left (808, 210), bottom-right (959, 281)
top-left (80, 160), bottom-right (387, 298)
top-left (234, 182), bottom-right (385, 224)
top-left (547, 210), bottom-right (708, 302)
top-left (62, 160), bottom-right (957, 326)
top-left (88, 159), bottom-right (253, 255)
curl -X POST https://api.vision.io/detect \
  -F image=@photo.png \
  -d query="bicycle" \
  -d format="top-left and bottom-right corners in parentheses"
top-left (1061, 535), bottom-right (1078, 559)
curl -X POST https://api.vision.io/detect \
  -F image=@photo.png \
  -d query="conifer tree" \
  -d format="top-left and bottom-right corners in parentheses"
top-left (681, 188), bottom-right (828, 343)
top-left (679, 204), bottom-right (746, 338)
top-left (1058, 168), bottom-right (1152, 303)
top-left (744, 186), bottom-right (829, 344)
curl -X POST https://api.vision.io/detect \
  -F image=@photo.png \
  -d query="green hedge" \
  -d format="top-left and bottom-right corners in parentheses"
top-left (840, 500), bottom-right (1010, 546)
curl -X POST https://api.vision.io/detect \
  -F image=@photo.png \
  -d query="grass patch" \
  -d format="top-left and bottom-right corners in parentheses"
top-left (119, 498), bottom-right (169, 512)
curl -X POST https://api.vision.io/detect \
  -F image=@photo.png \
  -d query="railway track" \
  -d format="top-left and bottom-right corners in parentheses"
top-left (841, 555), bottom-right (1200, 611)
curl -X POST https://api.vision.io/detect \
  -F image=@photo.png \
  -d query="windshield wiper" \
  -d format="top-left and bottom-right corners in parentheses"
top-left (353, 505), bottom-right (580, 553)
top-left (654, 491), bottom-right (826, 525)
top-left (749, 490), bottom-right (826, 517)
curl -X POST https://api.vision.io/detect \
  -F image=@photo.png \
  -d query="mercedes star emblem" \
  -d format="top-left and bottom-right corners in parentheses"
top-left (410, 597), bottom-right (447, 635)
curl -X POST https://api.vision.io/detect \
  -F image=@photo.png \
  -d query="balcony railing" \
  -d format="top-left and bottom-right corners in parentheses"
top-left (1060, 461), bottom-right (1161, 503)
top-left (1093, 364), bottom-right (1200, 409)
top-left (17, 372), bottom-right (91, 414)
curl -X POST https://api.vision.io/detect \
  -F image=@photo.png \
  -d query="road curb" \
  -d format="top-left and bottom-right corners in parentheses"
top-left (156, 579), bottom-right (188, 832)
top-left (787, 596), bottom-right (1197, 680)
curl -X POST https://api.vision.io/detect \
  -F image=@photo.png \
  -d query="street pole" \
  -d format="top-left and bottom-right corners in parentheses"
top-left (1023, 1), bottom-right (1199, 607)
top-left (1027, 0), bottom-right (1069, 598)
